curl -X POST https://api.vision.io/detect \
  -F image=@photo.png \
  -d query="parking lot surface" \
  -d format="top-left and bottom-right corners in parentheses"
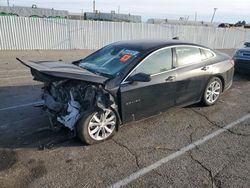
top-left (0, 49), bottom-right (250, 188)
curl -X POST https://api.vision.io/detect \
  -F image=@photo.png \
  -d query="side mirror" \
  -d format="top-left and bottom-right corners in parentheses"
top-left (127, 73), bottom-right (151, 83)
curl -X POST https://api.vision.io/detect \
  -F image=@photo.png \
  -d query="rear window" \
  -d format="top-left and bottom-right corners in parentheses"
top-left (176, 47), bottom-right (202, 67)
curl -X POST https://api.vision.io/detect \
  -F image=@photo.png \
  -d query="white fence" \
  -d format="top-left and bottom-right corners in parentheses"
top-left (0, 16), bottom-right (249, 50)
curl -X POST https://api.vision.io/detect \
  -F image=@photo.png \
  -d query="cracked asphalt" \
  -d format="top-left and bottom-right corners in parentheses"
top-left (0, 49), bottom-right (250, 188)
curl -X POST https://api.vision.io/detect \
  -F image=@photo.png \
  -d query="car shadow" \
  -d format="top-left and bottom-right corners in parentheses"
top-left (233, 72), bottom-right (250, 81)
top-left (0, 84), bottom-right (85, 150)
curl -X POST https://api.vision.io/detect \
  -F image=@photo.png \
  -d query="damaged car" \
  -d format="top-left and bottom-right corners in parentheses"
top-left (17, 40), bottom-right (234, 144)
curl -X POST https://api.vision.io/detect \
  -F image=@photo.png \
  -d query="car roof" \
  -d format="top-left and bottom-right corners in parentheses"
top-left (112, 40), bottom-right (209, 52)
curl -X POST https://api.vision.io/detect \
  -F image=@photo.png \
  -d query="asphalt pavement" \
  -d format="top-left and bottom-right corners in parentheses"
top-left (0, 49), bottom-right (249, 188)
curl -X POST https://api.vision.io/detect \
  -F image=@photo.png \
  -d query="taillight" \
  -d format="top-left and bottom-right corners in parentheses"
top-left (230, 59), bottom-right (235, 66)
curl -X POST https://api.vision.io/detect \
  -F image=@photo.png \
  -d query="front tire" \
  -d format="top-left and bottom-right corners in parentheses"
top-left (77, 109), bottom-right (117, 145)
top-left (203, 77), bottom-right (222, 106)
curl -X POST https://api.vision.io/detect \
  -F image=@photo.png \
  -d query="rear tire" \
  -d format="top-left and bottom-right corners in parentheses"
top-left (77, 109), bottom-right (117, 145)
top-left (202, 77), bottom-right (222, 106)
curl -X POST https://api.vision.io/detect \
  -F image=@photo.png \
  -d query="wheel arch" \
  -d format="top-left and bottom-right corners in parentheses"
top-left (213, 74), bottom-right (225, 92)
top-left (203, 74), bottom-right (225, 95)
top-left (202, 75), bottom-right (224, 106)
top-left (109, 106), bottom-right (122, 131)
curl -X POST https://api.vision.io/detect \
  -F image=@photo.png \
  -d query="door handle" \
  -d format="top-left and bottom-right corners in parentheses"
top-left (165, 76), bottom-right (176, 82)
top-left (201, 66), bottom-right (209, 71)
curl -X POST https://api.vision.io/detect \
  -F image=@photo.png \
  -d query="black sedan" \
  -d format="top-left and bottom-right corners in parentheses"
top-left (18, 40), bottom-right (234, 144)
top-left (234, 42), bottom-right (250, 75)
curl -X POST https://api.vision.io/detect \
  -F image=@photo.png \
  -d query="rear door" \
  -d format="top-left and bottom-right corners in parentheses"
top-left (174, 46), bottom-right (213, 106)
top-left (119, 47), bottom-right (177, 123)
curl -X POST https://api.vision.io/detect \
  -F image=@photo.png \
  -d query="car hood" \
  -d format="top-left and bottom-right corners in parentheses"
top-left (17, 58), bottom-right (109, 84)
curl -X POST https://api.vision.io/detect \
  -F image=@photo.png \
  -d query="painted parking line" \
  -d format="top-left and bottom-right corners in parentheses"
top-left (0, 101), bottom-right (44, 112)
top-left (110, 113), bottom-right (250, 188)
top-left (0, 69), bottom-right (29, 73)
top-left (0, 76), bottom-right (32, 80)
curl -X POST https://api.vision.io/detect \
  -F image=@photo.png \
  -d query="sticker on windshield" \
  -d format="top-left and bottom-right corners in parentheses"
top-left (123, 50), bottom-right (139, 56)
top-left (120, 54), bottom-right (132, 62)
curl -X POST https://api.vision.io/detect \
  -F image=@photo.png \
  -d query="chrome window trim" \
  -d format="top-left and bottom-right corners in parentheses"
top-left (121, 45), bottom-right (216, 85)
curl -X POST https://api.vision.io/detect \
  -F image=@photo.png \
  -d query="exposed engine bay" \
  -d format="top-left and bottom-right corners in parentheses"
top-left (43, 80), bottom-right (117, 132)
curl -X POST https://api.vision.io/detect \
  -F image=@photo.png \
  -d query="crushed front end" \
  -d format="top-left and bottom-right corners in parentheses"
top-left (42, 80), bottom-right (116, 133)
top-left (16, 58), bottom-right (119, 135)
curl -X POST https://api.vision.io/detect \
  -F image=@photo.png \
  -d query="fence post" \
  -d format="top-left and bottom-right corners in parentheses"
top-left (67, 18), bottom-right (72, 49)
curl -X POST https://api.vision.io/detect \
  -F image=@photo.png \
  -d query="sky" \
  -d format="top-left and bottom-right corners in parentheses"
top-left (1, 0), bottom-right (250, 23)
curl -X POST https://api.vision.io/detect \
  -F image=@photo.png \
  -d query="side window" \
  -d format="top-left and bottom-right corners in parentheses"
top-left (176, 47), bottom-right (202, 67)
top-left (201, 49), bottom-right (214, 60)
top-left (132, 48), bottom-right (172, 75)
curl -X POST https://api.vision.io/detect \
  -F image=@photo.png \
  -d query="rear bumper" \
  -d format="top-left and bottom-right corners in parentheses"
top-left (223, 66), bottom-right (234, 92)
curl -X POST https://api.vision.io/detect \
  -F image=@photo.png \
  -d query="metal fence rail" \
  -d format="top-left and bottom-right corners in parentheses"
top-left (0, 16), bottom-right (249, 50)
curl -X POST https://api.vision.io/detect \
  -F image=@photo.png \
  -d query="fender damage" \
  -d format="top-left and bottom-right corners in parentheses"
top-left (17, 58), bottom-right (120, 132)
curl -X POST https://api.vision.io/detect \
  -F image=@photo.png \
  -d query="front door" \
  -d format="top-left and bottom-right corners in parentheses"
top-left (119, 47), bottom-right (177, 123)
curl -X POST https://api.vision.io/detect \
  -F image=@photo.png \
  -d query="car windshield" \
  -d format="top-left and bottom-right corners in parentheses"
top-left (79, 45), bottom-right (140, 77)
top-left (244, 42), bottom-right (250, 48)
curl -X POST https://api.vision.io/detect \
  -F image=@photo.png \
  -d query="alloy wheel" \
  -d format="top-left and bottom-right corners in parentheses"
top-left (205, 80), bottom-right (221, 104)
top-left (88, 109), bottom-right (116, 141)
